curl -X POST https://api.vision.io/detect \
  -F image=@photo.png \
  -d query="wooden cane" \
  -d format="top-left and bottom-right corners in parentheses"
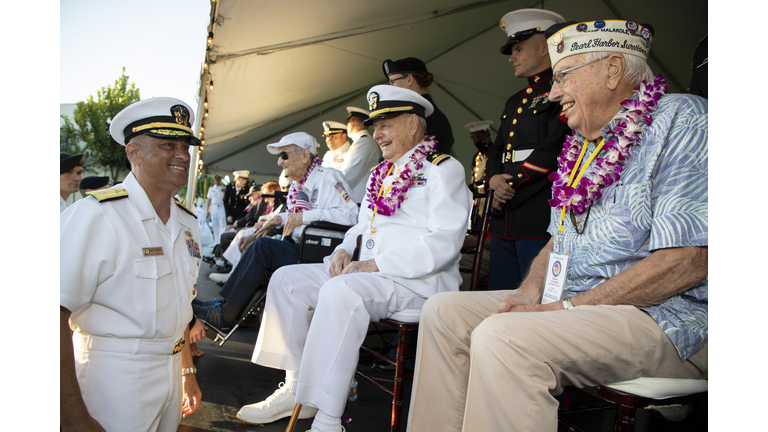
top-left (285, 404), bottom-right (303, 432)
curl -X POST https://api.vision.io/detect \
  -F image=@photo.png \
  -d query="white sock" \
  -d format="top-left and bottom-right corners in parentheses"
top-left (285, 370), bottom-right (299, 393)
top-left (311, 409), bottom-right (342, 432)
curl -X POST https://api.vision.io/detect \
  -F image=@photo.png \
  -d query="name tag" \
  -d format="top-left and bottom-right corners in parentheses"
top-left (142, 247), bottom-right (164, 257)
top-left (360, 233), bottom-right (380, 261)
top-left (541, 251), bottom-right (569, 304)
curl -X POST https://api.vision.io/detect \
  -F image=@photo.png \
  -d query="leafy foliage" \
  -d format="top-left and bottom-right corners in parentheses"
top-left (65, 68), bottom-right (140, 182)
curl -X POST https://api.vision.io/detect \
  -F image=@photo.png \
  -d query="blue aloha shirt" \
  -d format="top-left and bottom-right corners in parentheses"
top-left (547, 92), bottom-right (708, 361)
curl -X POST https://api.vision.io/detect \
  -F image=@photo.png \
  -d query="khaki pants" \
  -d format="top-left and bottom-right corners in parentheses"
top-left (406, 291), bottom-right (707, 432)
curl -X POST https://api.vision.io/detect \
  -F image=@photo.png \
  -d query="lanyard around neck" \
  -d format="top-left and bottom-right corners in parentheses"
top-left (558, 138), bottom-right (605, 234)
top-left (370, 164), bottom-right (395, 233)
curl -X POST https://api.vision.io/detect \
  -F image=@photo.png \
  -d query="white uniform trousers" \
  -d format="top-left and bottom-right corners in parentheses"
top-left (210, 204), bottom-right (227, 243)
top-left (252, 262), bottom-right (427, 417)
top-left (73, 334), bottom-right (183, 432)
top-left (222, 227), bottom-right (257, 268)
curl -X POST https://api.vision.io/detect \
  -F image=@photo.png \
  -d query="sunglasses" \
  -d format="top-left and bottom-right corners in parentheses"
top-left (389, 74), bottom-right (409, 85)
top-left (278, 151), bottom-right (291, 160)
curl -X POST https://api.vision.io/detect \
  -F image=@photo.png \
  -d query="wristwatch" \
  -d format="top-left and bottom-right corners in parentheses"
top-left (562, 297), bottom-right (575, 310)
top-left (182, 366), bottom-right (197, 376)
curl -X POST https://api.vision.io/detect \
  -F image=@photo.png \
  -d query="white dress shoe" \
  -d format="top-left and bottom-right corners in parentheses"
top-left (236, 383), bottom-right (318, 424)
top-left (208, 272), bottom-right (231, 283)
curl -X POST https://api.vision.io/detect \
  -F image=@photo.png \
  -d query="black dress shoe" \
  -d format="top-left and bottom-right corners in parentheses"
top-left (202, 255), bottom-right (215, 265)
top-left (372, 361), bottom-right (396, 373)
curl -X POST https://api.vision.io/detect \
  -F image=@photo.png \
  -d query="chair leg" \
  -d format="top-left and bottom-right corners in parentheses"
top-left (614, 405), bottom-right (637, 432)
top-left (285, 404), bottom-right (302, 432)
top-left (390, 328), bottom-right (409, 432)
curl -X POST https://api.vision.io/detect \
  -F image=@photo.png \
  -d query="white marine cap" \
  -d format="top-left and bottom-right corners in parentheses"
top-left (499, 9), bottom-right (565, 55)
top-left (322, 121), bottom-right (347, 136)
top-left (464, 121), bottom-right (493, 133)
top-left (266, 132), bottom-right (319, 155)
top-left (233, 170), bottom-right (250, 179)
top-left (363, 85), bottom-right (434, 126)
top-left (110, 97), bottom-right (200, 146)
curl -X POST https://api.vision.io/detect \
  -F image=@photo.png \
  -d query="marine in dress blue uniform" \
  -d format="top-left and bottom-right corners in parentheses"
top-left (485, 9), bottom-right (571, 290)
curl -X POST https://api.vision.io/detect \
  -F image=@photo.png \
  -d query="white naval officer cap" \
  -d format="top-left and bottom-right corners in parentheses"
top-left (499, 9), bottom-right (564, 55)
top-left (363, 85), bottom-right (434, 126)
top-left (233, 170), bottom-right (250, 179)
top-left (346, 106), bottom-right (370, 122)
top-left (322, 121), bottom-right (347, 136)
top-left (266, 132), bottom-right (319, 155)
top-left (464, 121), bottom-right (493, 133)
top-left (110, 97), bottom-right (200, 146)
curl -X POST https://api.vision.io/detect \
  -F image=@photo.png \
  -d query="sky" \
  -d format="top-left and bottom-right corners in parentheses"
top-left (60, 0), bottom-right (211, 112)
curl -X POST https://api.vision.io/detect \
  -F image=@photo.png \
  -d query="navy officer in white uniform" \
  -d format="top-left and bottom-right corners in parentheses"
top-left (321, 120), bottom-right (351, 172)
top-left (60, 97), bottom-right (203, 432)
top-left (235, 85), bottom-right (471, 432)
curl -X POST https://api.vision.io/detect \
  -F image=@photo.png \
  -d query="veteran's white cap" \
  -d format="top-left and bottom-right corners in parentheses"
top-left (233, 170), bottom-right (250, 178)
top-left (464, 121), bottom-right (493, 133)
top-left (546, 20), bottom-right (653, 66)
top-left (322, 121), bottom-right (347, 136)
top-left (110, 97), bottom-right (200, 146)
top-left (363, 85), bottom-right (434, 126)
top-left (266, 132), bottom-right (319, 155)
top-left (499, 9), bottom-right (564, 55)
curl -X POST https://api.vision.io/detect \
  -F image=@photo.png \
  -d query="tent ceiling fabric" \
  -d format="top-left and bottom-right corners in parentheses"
top-left (199, 0), bottom-right (707, 183)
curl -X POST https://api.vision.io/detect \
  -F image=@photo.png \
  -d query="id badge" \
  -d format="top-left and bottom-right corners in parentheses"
top-left (541, 251), bottom-right (569, 304)
top-left (360, 233), bottom-right (380, 261)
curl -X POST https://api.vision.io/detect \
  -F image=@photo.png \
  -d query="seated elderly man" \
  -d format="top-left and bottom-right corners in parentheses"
top-left (407, 20), bottom-right (708, 432)
top-left (193, 132), bottom-right (358, 332)
top-left (235, 85), bottom-right (471, 432)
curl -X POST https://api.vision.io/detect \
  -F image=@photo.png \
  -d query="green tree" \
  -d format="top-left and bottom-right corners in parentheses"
top-left (70, 68), bottom-right (140, 182)
top-left (60, 115), bottom-right (93, 171)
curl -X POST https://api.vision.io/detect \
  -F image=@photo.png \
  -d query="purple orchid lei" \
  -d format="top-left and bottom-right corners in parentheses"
top-left (287, 155), bottom-right (323, 213)
top-left (548, 74), bottom-right (668, 215)
top-left (366, 136), bottom-right (437, 216)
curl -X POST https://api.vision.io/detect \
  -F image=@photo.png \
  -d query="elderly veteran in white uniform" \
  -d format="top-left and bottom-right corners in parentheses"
top-left (320, 120), bottom-right (350, 171)
top-left (236, 85), bottom-right (471, 432)
top-left (60, 97), bottom-right (203, 432)
top-left (342, 106), bottom-right (381, 203)
top-left (193, 132), bottom-right (359, 332)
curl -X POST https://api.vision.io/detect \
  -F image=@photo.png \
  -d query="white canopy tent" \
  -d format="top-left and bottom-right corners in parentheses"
top-left (185, 0), bottom-right (706, 199)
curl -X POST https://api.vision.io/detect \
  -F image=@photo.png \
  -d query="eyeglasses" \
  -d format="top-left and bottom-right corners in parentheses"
top-left (278, 151), bottom-right (291, 160)
top-left (552, 57), bottom-right (606, 86)
top-left (388, 74), bottom-right (409, 85)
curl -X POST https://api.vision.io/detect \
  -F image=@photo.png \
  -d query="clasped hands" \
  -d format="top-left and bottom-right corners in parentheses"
top-left (329, 249), bottom-right (378, 277)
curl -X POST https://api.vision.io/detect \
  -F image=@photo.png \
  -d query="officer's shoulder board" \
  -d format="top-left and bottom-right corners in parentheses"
top-left (427, 152), bottom-right (451, 166)
top-left (86, 187), bottom-right (128, 203)
top-left (174, 199), bottom-right (197, 219)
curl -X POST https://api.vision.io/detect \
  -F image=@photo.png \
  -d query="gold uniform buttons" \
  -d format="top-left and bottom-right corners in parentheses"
top-left (517, 107), bottom-right (522, 114)
top-left (506, 144), bottom-right (512, 150)
top-left (509, 131), bottom-right (515, 137)
top-left (526, 88), bottom-right (533, 94)
top-left (503, 114), bottom-right (507, 119)
top-left (513, 119), bottom-right (517, 124)
top-left (522, 98), bottom-right (528, 104)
